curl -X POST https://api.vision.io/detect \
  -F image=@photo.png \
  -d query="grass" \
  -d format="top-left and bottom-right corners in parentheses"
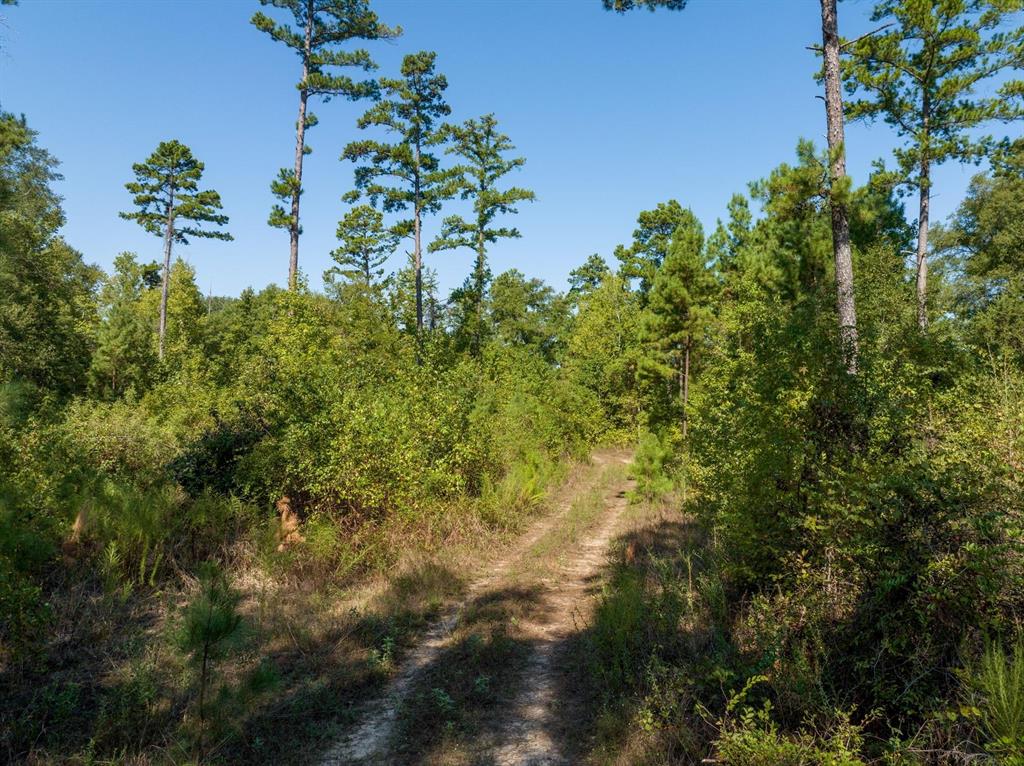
top-left (559, 498), bottom-right (710, 766)
top-left (1, 451), bottom-right (599, 765)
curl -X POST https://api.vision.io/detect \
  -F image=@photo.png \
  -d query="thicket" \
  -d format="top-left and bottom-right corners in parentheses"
top-left (581, 141), bottom-right (1024, 763)
top-left (3, 0), bottom-right (1024, 763)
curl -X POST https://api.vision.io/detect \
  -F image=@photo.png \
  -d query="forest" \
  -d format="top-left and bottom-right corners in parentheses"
top-left (1, 0), bottom-right (1024, 764)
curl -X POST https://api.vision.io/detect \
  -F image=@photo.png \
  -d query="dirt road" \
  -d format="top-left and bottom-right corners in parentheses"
top-left (320, 449), bottom-right (636, 765)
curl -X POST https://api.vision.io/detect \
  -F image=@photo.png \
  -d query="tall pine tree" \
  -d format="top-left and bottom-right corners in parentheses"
top-left (120, 140), bottom-right (231, 359)
top-left (615, 200), bottom-right (691, 300)
top-left (252, 0), bottom-right (399, 290)
top-left (819, 0), bottom-right (859, 372)
top-left (842, 0), bottom-right (1024, 329)
top-left (641, 209), bottom-right (716, 438)
top-left (430, 114), bottom-right (535, 357)
top-left (342, 51), bottom-right (455, 339)
top-left (605, 0), bottom-right (861, 372)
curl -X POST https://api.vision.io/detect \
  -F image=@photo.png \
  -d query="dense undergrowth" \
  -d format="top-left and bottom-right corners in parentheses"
top-left (1, 92), bottom-right (635, 761)
top-left (578, 149), bottom-right (1024, 764)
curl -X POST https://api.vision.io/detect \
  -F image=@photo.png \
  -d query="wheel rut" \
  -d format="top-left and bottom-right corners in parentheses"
top-left (320, 449), bottom-right (635, 766)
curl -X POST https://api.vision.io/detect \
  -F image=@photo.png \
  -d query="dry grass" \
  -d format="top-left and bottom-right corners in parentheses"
top-left (365, 453), bottom-right (634, 765)
top-left (2, 453), bottom-right (601, 765)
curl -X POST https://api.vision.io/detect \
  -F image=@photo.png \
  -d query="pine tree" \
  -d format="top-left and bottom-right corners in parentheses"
top-left (342, 50), bottom-right (456, 339)
top-left (615, 200), bottom-right (691, 300)
top-left (604, 0), bottom-right (860, 371)
top-left (325, 204), bottom-right (399, 289)
top-left (253, 1), bottom-right (398, 291)
top-left (816, 0), bottom-right (860, 373)
top-left (430, 114), bottom-right (535, 357)
top-left (392, 251), bottom-right (440, 336)
top-left (119, 140), bottom-right (231, 359)
top-left (568, 254), bottom-right (612, 301)
top-left (176, 561), bottom-right (243, 762)
top-left (603, 0), bottom-right (686, 10)
top-left (641, 209), bottom-right (716, 438)
top-left (842, 0), bottom-right (1024, 330)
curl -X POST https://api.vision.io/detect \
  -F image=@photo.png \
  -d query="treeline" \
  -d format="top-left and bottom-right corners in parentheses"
top-left (580, 1), bottom-right (1024, 763)
top-left (1, 0), bottom-right (1023, 763)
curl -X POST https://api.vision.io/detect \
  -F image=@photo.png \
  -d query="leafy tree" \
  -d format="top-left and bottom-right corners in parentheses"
top-left (614, 199), bottom-right (691, 299)
top-left (0, 114), bottom-right (98, 396)
top-left (162, 259), bottom-right (207, 359)
top-left (430, 114), bottom-right (535, 357)
top-left (342, 50), bottom-right (455, 337)
top-left (563, 271), bottom-right (644, 434)
top-left (120, 140), bottom-right (231, 359)
top-left (642, 209), bottom-right (717, 437)
top-left (252, 0), bottom-right (399, 290)
top-left (490, 269), bottom-right (567, 361)
top-left (937, 146), bottom-right (1024, 363)
top-left (89, 252), bottom-right (160, 399)
top-left (325, 204), bottom-right (398, 290)
top-left (842, 0), bottom-right (1024, 330)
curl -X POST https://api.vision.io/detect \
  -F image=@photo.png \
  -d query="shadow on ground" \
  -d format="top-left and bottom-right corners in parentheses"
top-left (325, 510), bottom-right (705, 765)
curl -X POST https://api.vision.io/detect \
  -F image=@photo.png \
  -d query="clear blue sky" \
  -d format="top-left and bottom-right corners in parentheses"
top-left (0, 0), bottom-right (996, 297)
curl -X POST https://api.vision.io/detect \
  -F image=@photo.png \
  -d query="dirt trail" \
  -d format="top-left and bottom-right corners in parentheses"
top-left (320, 449), bottom-right (634, 766)
top-left (489, 463), bottom-right (633, 765)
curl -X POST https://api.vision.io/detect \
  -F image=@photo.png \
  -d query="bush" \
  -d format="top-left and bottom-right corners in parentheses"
top-left (963, 639), bottom-right (1024, 762)
top-left (713, 701), bottom-right (866, 766)
top-left (629, 430), bottom-right (675, 503)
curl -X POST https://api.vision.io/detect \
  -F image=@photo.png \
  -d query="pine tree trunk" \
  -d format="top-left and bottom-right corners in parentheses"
top-left (915, 166), bottom-right (929, 330)
top-left (820, 0), bottom-right (859, 374)
top-left (158, 209), bottom-right (174, 361)
top-left (288, 4), bottom-right (313, 291)
top-left (414, 207), bottom-right (422, 332)
top-left (413, 144), bottom-right (423, 343)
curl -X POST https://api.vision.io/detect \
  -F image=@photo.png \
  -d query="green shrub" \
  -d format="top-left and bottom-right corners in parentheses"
top-left (629, 430), bottom-right (675, 503)
top-left (963, 639), bottom-right (1024, 762)
top-left (713, 702), bottom-right (866, 766)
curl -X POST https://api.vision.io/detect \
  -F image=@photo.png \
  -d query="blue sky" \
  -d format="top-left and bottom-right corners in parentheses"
top-left (0, 0), bottom-right (1002, 297)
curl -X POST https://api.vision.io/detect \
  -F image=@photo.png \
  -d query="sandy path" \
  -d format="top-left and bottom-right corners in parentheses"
top-left (320, 449), bottom-right (632, 766)
top-left (487, 461), bottom-right (633, 765)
